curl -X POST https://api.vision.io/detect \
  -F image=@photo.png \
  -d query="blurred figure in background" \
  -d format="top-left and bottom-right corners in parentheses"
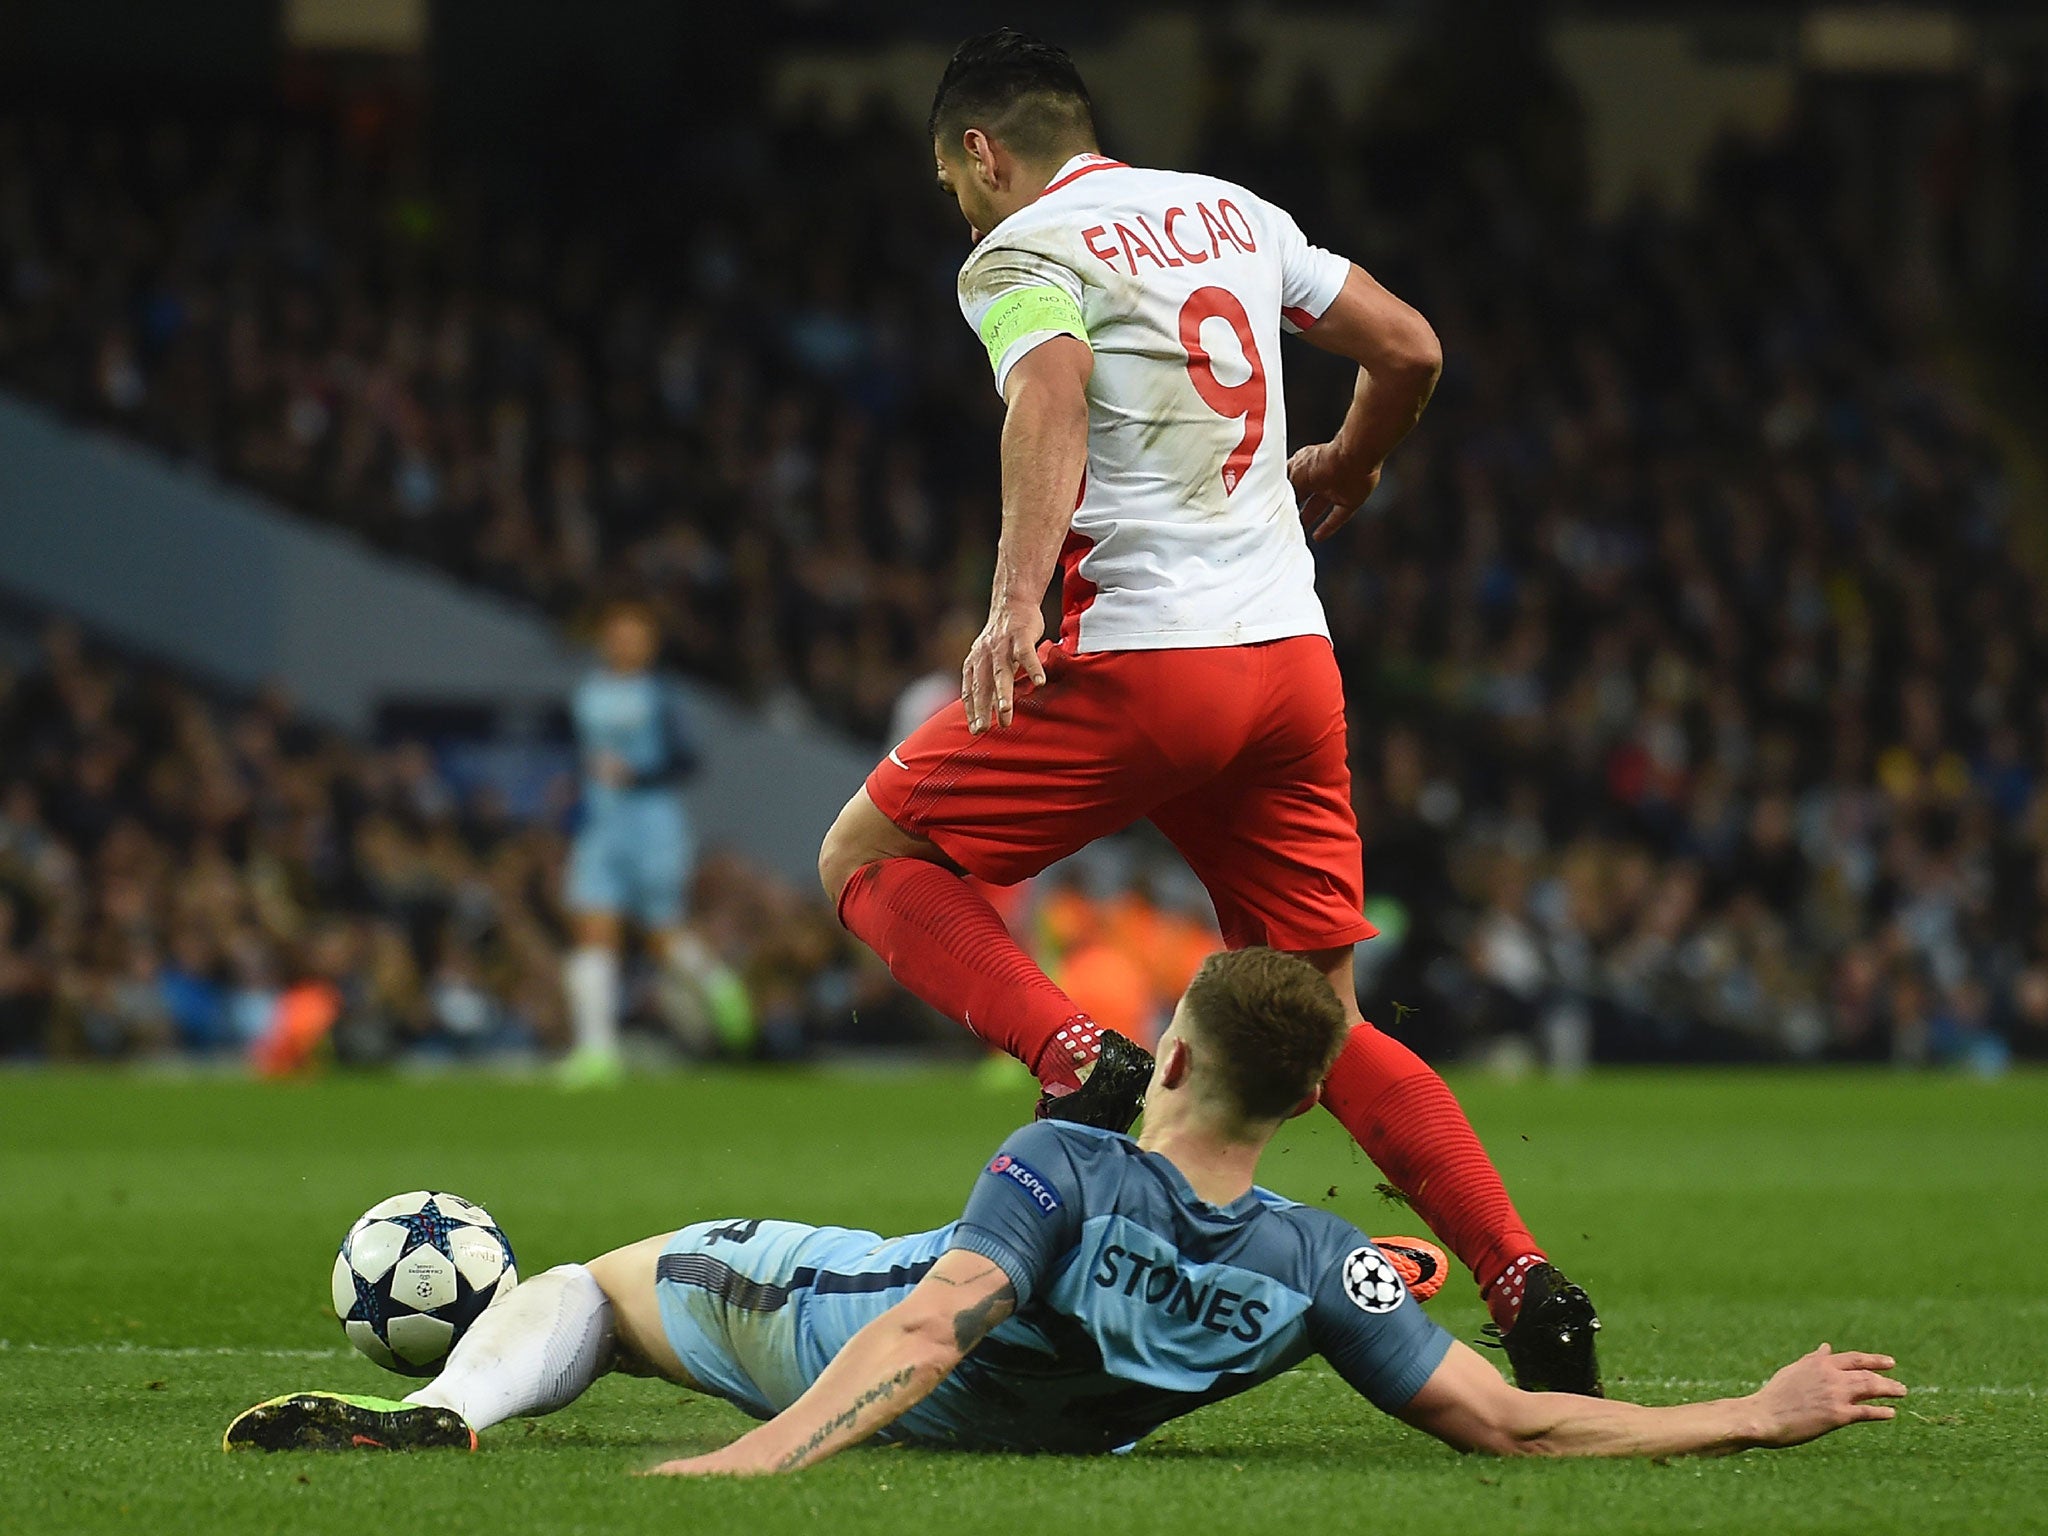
top-left (887, 609), bottom-right (983, 751)
top-left (562, 600), bottom-right (745, 1086)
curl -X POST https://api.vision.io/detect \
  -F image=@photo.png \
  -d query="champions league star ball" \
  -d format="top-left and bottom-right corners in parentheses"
top-left (332, 1191), bottom-right (518, 1376)
top-left (1340, 1245), bottom-right (1408, 1314)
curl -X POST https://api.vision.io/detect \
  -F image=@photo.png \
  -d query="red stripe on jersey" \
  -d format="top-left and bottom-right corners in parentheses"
top-left (1056, 528), bottom-right (1100, 650)
top-left (1044, 157), bottom-right (1130, 195)
top-left (1057, 468), bottom-right (1097, 649)
top-left (1282, 305), bottom-right (1319, 331)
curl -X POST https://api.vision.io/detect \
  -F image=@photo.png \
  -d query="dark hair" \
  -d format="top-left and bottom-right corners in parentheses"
top-left (927, 28), bottom-right (1096, 161)
top-left (1180, 948), bottom-right (1348, 1121)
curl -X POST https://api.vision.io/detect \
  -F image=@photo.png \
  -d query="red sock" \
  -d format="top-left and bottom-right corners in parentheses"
top-left (837, 858), bottom-right (1099, 1089)
top-left (1479, 1254), bottom-right (1545, 1332)
top-left (1322, 1022), bottom-right (1545, 1328)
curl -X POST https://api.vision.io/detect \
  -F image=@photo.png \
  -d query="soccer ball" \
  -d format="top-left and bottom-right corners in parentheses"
top-left (332, 1190), bottom-right (517, 1376)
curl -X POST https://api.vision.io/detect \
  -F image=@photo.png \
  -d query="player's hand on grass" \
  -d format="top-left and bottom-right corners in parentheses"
top-left (1287, 442), bottom-right (1381, 542)
top-left (1746, 1343), bottom-right (1906, 1447)
top-left (963, 597), bottom-right (1046, 734)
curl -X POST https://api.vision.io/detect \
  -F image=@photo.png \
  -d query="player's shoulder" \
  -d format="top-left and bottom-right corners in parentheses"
top-left (1013, 164), bottom-right (1297, 268)
top-left (960, 162), bottom-right (1298, 293)
top-left (978, 1120), bottom-right (1133, 1219)
top-left (1095, 163), bottom-right (1291, 223)
top-left (997, 1118), bottom-right (1136, 1167)
top-left (1251, 1195), bottom-right (1375, 1265)
top-left (1002, 162), bottom-right (1275, 227)
top-left (997, 1119), bottom-right (1142, 1179)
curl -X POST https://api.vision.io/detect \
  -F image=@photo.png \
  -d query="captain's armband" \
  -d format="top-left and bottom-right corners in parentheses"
top-left (977, 285), bottom-right (1088, 376)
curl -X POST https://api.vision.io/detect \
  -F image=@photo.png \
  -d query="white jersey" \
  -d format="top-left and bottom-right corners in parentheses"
top-left (958, 154), bottom-right (1351, 653)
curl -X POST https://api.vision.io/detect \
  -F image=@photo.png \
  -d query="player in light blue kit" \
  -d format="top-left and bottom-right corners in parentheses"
top-left (229, 948), bottom-right (1903, 1466)
top-left (561, 600), bottom-right (741, 1085)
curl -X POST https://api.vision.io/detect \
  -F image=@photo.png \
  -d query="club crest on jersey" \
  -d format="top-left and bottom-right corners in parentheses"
top-left (1341, 1246), bottom-right (1407, 1314)
top-left (986, 1153), bottom-right (1063, 1216)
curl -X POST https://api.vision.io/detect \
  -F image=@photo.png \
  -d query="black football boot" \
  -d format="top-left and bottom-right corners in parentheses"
top-left (1481, 1262), bottom-right (1604, 1396)
top-left (1034, 1029), bottom-right (1153, 1133)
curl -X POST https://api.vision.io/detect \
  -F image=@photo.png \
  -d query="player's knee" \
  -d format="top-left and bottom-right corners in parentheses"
top-left (584, 1235), bottom-right (664, 1313)
top-left (818, 793), bottom-right (898, 904)
top-left (1290, 944), bottom-right (1364, 1025)
top-left (821, 792), bottom-right (953, 906)
top-left (585, 1235), bottom-right (693, 1384)
top-left (817, 821), bottom-right (862, 906)
top-left (819, 825), bottom-right (893, 909)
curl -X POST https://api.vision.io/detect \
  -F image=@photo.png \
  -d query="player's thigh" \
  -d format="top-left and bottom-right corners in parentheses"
top-left (566, 821), bottom-right (627, 919)
top-left (1150, 727), bottom-right (1375, 953)
top-left (623, 800), bottom-right (693, 928)
top-left (864, 647), bottom-right (1213, 886)
top-left (586, 1233), bottom-right (695, 1384)
top-left (652, 1219), bottom-right (825, 1410)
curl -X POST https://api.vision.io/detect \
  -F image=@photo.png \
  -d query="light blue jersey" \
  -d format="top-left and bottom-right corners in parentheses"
top-left (567, 671), bottom-right (699, 926)
top-left (655, 1122), bottom-right (1452, 1454)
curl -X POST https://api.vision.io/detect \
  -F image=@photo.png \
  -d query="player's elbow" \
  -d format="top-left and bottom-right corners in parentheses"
top-left (1383, 311), bottom-right (1442, 391)
top-left (1462, 1423), bottom-right (1564, 1459)
top-left (1455, 1400), bottom-right (1568, 1459)
top-left (891, 1302), bottom-right (972, 1377)
top-left (1411, 1391), bottom-right (1557, 1459)
top-left (1007, 374), bottom-right (1090, 435)
top-left (1422, 1409), bottom-right (1515, 1458)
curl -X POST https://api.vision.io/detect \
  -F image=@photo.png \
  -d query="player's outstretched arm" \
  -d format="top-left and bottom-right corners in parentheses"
top-left (643, 1251), bottom-right (1017, 1478)
top-left (1398, 1340), bottom-right (1906, 1459)
top-left (963, 334), bottom-right (1092, 735)
top-left (1286, 264), bottom-right (1442, 541)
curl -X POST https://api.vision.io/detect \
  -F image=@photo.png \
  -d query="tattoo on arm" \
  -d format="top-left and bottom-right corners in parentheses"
top-left (950, 1280), bottom-right (1017, 1351)
top-left (773, 1366), bottom-right (916, 1472)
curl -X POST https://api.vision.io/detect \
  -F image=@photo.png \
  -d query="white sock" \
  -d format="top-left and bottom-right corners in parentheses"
top-left (563, 946), bottom-right (620, 1056)
top-left (406, 1263), bottom-right (615, 1432)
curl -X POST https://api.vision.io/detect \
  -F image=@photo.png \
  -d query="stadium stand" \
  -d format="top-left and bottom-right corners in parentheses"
top-left (2, 51), bottom-right (2045, 1067)
top-left (0, 616), bottom-right (914, 1062)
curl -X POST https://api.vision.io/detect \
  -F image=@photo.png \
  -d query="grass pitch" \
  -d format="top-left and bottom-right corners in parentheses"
top-left (1, 1067), bottom-right (2042, 1536)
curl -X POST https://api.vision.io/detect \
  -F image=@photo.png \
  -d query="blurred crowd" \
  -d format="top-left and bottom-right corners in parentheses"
top-left (2, 39), bottom-right (2047, 1068)
top-left (0, 98), bottom-right (998, 740)
top-left (1241, 57), bottom-right (2048, 1069)
top-left (0, 621), bottom-right (918, 1064)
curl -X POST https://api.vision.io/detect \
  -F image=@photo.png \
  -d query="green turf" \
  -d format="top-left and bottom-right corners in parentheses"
top-left (1, 1068), bottom-right (2042, 1535)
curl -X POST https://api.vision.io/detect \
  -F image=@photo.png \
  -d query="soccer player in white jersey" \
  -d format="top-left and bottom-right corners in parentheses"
top-left (816, 30), bottom-right (1597, 1393)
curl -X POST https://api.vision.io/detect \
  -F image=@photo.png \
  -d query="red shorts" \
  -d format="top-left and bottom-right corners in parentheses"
top-left (865, 636), bottom-right (1374, 953)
